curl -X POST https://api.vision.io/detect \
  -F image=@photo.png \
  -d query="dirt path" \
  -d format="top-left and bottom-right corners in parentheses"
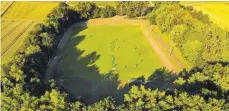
top-left (142, 27), bottom-right (176, 72)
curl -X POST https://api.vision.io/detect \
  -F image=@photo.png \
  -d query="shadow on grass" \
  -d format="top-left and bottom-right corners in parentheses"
top-left (52, 20), bottom-right (178, 105)
top-left (146, 67), bottom-right (178, 90)
top-left (115, 67), bottom-right (178, 104)
top-left (54, 31), bottom-right (121, 104)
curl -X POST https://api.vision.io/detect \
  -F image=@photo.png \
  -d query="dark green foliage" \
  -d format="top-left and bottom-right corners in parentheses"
top-left (74, 2), bottom-right (97, 19)
top-left (191, 10), bottom-right (210, 24)
top-left (116, 1), bottom-right (149, 18)
top-left (1, 1), bottom-right (81, 108)
top-left (175, 62), bottom-right (229, 104)
top-left (185, 6), bottom-right (194, 11)
top-left (146, 11), bottom-right (157, 25)
top-left (2, 2), bottom-right (229, 110)
top-left (92, 7), bottom-right (101, 18)
top-left (92, 5), bottom-right (116, 18)
top-left (119, 85), bottom-right (226, 110)
top-left (101, 5), bottom-right (116, 18)
top-left (147, 3), bottom-right (229, 67)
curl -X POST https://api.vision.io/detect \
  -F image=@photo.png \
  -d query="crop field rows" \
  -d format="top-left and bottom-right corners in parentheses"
top-left (0, 2), bottom-right (59, 63)
top-left (1, 20), bottom-right (36, 63)
top-left (1, 1), bottom-right (14, 16)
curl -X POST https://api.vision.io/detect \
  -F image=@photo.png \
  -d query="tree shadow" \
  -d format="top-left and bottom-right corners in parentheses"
top-left (54, 35), bottom-right (121, 105)
top-left (47, 20), bottom-right (180, 105)
top-left (114, 67), bottom-right (178, 104)
top-left (146, 67), bottom-right (177, 90)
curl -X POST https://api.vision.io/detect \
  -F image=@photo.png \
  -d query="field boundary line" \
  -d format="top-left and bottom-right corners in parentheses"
top-left (1, 21), bottom-right (34, 56)
top-left (1, 1), bottom-right (14, 16)
top-left (1, 20), bottom-right (14, 31)
top-left (1, 21), bottom-right (25, 41)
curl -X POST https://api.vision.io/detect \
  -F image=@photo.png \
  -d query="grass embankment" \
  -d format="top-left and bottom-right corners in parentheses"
top-left (152, 26), bottom-right (191, 70)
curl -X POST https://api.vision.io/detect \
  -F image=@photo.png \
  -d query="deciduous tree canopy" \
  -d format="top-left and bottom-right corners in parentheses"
top-left (1, 2), bottom-right (229, 110)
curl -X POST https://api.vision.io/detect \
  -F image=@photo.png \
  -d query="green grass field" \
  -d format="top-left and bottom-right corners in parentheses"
top-left (54, 21), bottom-right (163, 103)
top-left (57, 25), bottom-right (163, 81)
top-left (182, 2), bottom-right (229, 30)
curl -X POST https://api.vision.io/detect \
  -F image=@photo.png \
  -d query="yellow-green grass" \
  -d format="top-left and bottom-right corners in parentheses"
top-left (57, 25), bottom-right (163, 81)
top-left (153, 25), bottom-right (191, 70)
top-left (55, 20), bottom-right (165, 103)
top-left (182, 2), bottom-right (229, 30)
top-left (1, 20), bottom-right (40, 64)
top-left (2, 2), bottom-right (59, 20)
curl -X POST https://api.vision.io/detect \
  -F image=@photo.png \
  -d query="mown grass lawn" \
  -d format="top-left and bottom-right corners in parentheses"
top-left (54, 22), bottom-right (164, 103)
top-left (182, 2), bottom-right (229, 30)
top-left (57, 25), bottom-right (163, 81)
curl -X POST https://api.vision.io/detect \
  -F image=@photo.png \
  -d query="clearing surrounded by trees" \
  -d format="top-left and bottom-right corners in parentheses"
top-left (1, 1), bottom-right (229, 110)
top-left (51, 17), bottom-right (178, 103)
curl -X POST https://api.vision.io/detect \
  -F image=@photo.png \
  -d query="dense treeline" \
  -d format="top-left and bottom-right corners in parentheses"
top-left (147, 2), bottom-right (229, 67)
top-left (1, 2), bottom-right (229, 110)
top-left (116, 1), bottom-right (149, 18)
top-left (2, 63), bottom-right (229, 110)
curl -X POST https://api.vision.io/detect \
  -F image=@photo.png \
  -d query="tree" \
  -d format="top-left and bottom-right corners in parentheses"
top-left (202, 24), bottom-right (229, 62)
top-left (92, 7), bottom-right (101, 18)
top-left (84, 97), bottom-right (116, 111)
top-left (116, 1), bottom-right (148, 18)
top-left (191, 10), bottom-right (210, 24)
top-left (147, 11), bottom-right (157, 25)
top-left (75, 2), bottom-right (97, 19)
top-left (182, 40), bottom-right (203, 66)
top-left (170, 24), bottom-right (188, 48)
